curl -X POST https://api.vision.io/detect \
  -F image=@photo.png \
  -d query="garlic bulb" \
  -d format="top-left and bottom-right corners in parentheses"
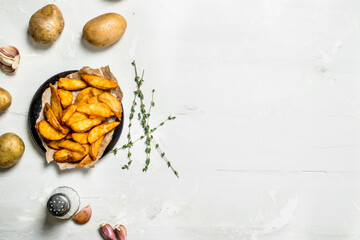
top-left (0, 46), bottom-right (20, 74)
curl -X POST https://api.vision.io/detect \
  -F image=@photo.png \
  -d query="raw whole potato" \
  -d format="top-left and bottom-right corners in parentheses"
top-left (82, 13), bottom-right (127, 47)
top-left (28, 4), bottom-right (65, 44)
top-left (0, 133), bottom-right (25, 168)
top-left (0, 87), bottom-right (11, 112)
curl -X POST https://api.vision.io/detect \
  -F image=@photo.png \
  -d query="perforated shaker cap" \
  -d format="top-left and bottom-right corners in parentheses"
top-left (47, 193), bottom-right (71, 217)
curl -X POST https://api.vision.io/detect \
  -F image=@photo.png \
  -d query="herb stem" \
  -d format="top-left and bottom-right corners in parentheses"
top-left (123, 91), bottom-right (137, 169)
top-left (132, 60), bottom-right (138, 77)
top-left (109, 115), bottom-right (176, 155)
top-left (152, 137), bottom-right (179, 178)
top-left (142, 90), bottom-right (155, 172)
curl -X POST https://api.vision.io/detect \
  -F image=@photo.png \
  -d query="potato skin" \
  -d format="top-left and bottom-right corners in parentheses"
top-left (0, 87), bottom-right (11, 113)
top-left (29, 4), bottom-right (65, 44)
top-left (0, 133), bottom-right (25, 168)
top-left (83, 13), bottom-right (127, 47)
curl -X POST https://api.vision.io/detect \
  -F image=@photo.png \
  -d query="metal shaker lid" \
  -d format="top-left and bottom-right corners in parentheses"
top-left (47, 193), bottom-right (71, 217)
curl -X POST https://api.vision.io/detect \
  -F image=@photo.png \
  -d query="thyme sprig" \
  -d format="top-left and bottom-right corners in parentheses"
top-left (142, 89), bottom-right (155, 172)
top-left (121, 64), bottom-right (144, 169)
top-left (122, 81), bottom-right (139, 169)
top-left (122, 92), bottom-right (136, 169)
top-left (110, 61), bottom-right (179, 177)
top-left (108, 115), bottom-right (176, 154)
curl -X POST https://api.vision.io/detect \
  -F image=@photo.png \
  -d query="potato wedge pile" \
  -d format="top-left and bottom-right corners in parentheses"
top-left (36, 74), bottom-right (122, 167)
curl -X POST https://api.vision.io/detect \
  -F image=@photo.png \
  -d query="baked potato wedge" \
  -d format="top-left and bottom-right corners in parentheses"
top-left (58, 140), bottom-right (86, 152)
top-left (81, 74), bottom-right (118, 90)
top-left (82, 144), bottom-right (90, 155)
top-left (71, 132), bottom-right (89, 144)
top-left (75, 87), bottom-right (93, 103)
top-left (98, 92), bottom-right (122, 120)
top-left (88, 122), bottom-right (120, 144)
top-left (72, 149), bottom-right (88, 162)
top-left (65, 112), bottom-right (88, 126)
top-left (54, 149), bottom-right (74, 163)
top-left (58, 78), bottom-right (88, 90)
top-left (47, 140), bottom-right (63, 150)
top-left (77, 155), bottom-right (92, 167)
top-left (91, 88), bottom-right (103, 96)
top-left (50, 84), bottom-right (62, 122)
top-left (38, 120), bottom-right (67, 140)
top-left (87, 96), bottom-right (100, 104)
top-left (57, 89), bottom-right (73, 108)
top-left (44, 103), bottom-right (69, 135)
top-left (76, 92), bottom-right (93, 107)
top-left (70, 118), bottom-right (103, 133)
top-left (90, 136), bottom-right (104, 160)
top-left (54, 149), bottom-right (87, 163)
top-left (62, 104), bottom-right (77, 123)
top-left (72, 144), bottom-right (90, 162)
top-left (88, 116), bottom-right (105, 121)
top-left (65, 133), bottom-right (72, 139)
top-left (77, 103), bottom-right (113, 117)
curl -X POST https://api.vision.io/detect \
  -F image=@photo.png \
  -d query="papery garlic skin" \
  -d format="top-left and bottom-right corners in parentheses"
top-left (0, 46), bottom-right (20, 74)
top-left (115, 224), bottom-right (127, 240)
top-left (99, 223), bottom-right (116, 240)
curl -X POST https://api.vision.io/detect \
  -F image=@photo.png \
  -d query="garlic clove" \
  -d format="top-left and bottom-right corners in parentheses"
top-left (0, 64), bottom-right (15, 74)
top-left (99, 223), bottom-right (116, 240)
top-left (0, 46), bottom-right (20, 74)
top-left (114, 224), bottom-right (127, 240)
top-left (73, 205), bottom-right (92, 224)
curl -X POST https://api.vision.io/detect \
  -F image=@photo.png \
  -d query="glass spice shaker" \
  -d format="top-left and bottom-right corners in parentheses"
top-left (46, 186), bottom-right (80, 219)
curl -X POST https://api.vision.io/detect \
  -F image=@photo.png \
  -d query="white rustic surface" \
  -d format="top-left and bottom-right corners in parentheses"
top-left (0, 0), bottom-right (360, 239)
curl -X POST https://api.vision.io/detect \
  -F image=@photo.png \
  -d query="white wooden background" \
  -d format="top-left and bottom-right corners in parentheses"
top-left (0, 0), bottom-right (360, 239)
